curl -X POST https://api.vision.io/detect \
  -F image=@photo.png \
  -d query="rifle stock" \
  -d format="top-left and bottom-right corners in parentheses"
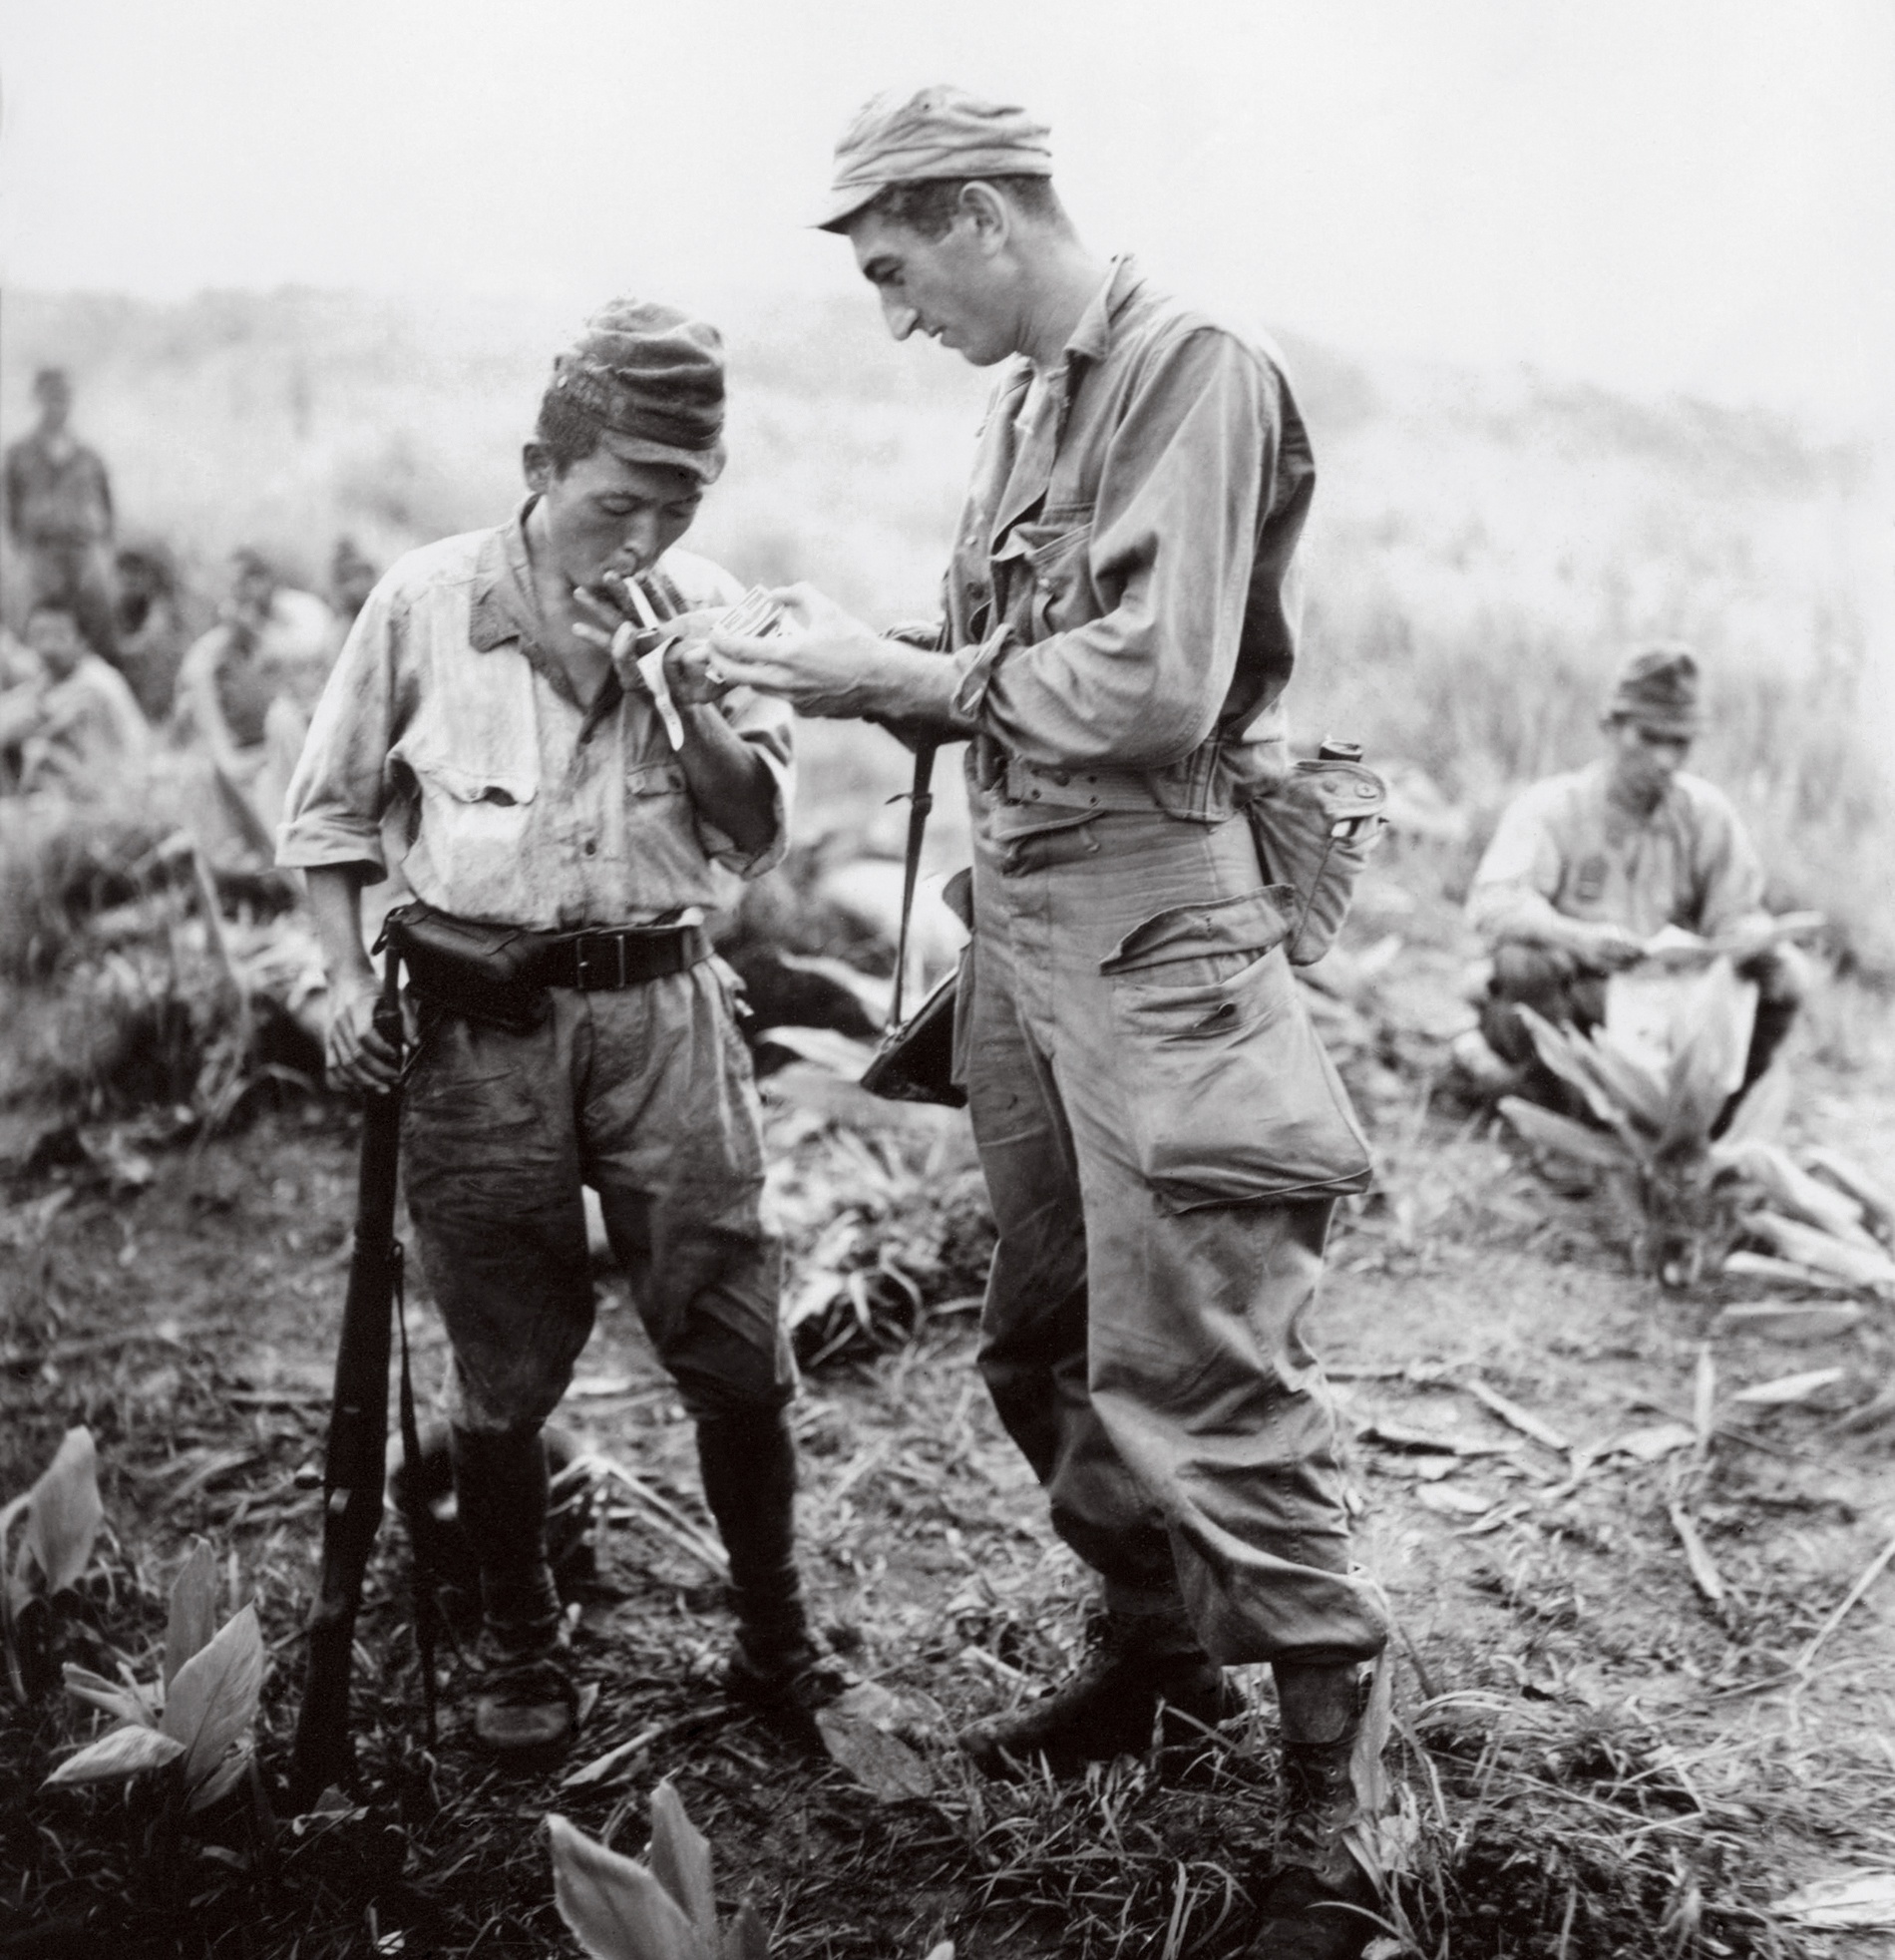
top-left (288, 951), bottom-right (406, 1807)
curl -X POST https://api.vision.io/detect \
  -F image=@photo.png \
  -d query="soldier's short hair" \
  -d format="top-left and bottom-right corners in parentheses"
top-left (859, 174), bottom-right (1065, 240)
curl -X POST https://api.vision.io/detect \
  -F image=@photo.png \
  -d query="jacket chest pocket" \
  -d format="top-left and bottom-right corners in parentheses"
top-left (994, 504), bottom-right (1096, 642)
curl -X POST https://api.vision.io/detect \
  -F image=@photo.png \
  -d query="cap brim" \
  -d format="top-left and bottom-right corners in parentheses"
top-left (596, 429), bottom-right (726, 486)
top-left (809, 182), bottom-right (885, 231)
top-left (1623, 711), bottom-right (1701, 738)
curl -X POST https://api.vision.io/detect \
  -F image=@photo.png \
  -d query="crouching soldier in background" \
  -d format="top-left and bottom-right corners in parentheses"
top-left (713, 87), bottom-right (1391, 1960)
top-left (278, 300), bottom-right (845, 1754)
top-left (1463, 645), bottom-right (1806, 1113)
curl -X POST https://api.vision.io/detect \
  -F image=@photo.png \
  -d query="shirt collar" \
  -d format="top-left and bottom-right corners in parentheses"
top-left (468, 499), bottom-right (542, 653)
top-left (1063, 253), bottom-right (1138, 366)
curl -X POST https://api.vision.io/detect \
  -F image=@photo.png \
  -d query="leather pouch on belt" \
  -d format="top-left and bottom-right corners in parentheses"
top-left (1100, 887), bottom-right (1372, 1213)
top-left (383, 901), bottom-right (549, 1033)
top-left (1246, 757), bottom-right (1387, 965)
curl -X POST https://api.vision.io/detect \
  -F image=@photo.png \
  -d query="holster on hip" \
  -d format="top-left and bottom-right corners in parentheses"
top-left (382, 901), bottom-right (550, 1032)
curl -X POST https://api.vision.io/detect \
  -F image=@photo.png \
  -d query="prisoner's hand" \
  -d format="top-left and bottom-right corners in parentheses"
top-left (708, 584), bottom-right (889, 718)
top-left (325, 972), bottom-right (404, 1095)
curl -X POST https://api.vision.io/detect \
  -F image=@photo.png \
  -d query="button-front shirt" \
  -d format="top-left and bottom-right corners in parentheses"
top-left (946, 255), bottom-right (1316, 805)
top-left (276, 505), bottom-right (792, 928)
top-left (4, 433), bottom-right (113, 546)
top-left (1466, 760), bottom-right (1768, 947)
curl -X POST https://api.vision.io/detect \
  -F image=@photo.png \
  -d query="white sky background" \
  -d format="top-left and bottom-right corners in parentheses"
top-left (2, 0), bottom-right (1893, 426)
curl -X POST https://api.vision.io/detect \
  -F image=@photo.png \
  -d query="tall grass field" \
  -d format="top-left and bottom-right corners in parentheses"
top-left (4, 284), bottom-right (1889, 972)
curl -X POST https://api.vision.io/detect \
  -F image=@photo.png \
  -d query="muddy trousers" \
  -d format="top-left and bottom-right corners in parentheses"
top-left (401, 976), bottom-right (800, 1658)
top-left (961, 804), bottom-right (1387, 1667)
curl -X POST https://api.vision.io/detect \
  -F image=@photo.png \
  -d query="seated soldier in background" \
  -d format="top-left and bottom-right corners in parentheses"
top-left (176, 548), bottom-right (340, 846)
top-left (1464, 645), bottom-right (1804, 1101)
top-left (329, 536), bottom-right (380, 625)
top-left (0, 598), bottom-right (148, 793)
top-left (113, 542), bottom-right (191, 721)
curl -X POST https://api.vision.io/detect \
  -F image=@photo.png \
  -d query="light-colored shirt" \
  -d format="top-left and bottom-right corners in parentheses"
top-left (276, 506), bottom-right (792, 929)
top-left (945, 255), bottom-right (1315, 817)
top-left (1466, 759), bottom-right (1767, 947)
top-left (12, 654), bottom-right (149, 786)
top-left (177, 588), bottom-right (339, 754)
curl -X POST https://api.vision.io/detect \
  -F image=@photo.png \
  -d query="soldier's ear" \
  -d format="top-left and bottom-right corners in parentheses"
top-left (523, 441), bottom-right (554, 492)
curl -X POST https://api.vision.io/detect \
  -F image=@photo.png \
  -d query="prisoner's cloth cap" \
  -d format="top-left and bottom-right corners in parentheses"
top-left (548, 299), bottom-right (727, 484)
top-left (1608, 645), bottom-right (1703, 736)
top-left (816, 86), bottom-right (1053, 230)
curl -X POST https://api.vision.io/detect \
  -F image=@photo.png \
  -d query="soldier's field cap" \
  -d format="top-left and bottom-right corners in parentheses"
top-left (1607, 644), bottom-right (1703, 737)
top-left (548, 299), bottom-right (726, 483)
top-left (815, 86), bottom-right (1053, 230)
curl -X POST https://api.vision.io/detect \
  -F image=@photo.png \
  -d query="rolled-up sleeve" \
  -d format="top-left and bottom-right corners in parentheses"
top-left (276, 582), bottom-right (405, 878)
top-left (1465, 786), bottom-right (1570, 947)
top-left (968, 329), bottom-right (1269, 771)
top-left (694, 684), bottom-right (795, 879)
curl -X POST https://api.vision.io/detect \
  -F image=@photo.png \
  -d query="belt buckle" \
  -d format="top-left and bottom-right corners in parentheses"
top-left (572, 933), bottom-right (630, 988)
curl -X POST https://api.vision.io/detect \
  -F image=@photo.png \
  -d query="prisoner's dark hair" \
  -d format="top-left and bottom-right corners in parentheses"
top-left (535, 381), bottom-right (607, 476)
top-left (858, 174), bottom-right (1065, 240)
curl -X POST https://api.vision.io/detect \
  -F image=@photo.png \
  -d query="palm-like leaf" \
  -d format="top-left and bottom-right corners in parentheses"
top-left (1498, 1097), bottom-right (1639, 1172)
top-left (44, 1723), bottom-right (185, 1787)
top-left (163, 1604), bottom-right (263, 1793)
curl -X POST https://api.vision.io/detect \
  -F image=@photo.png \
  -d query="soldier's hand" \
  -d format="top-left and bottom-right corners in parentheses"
top-left (708, 584), bottom-right (889, 718)
top-left (325, 972), bottom-right (405, 1095)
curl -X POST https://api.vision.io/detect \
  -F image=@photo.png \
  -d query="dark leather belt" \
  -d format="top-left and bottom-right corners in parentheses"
top-left (532, 923), bottom-right (709, 990)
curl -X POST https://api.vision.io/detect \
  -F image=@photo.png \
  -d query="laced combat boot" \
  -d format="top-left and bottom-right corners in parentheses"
top-left (695, 1406), bottom-right (852, 1734)
top-left (450, 1423), bottom-right (578, 1755)
top-left (1245, 1659), bottom-right (1382, 1960)
top-left (959, 1608), bottom-right (1236, 1776)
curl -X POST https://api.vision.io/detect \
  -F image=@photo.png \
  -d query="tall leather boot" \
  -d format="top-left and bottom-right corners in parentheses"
top-left (449, 1423), bottom-right (575, 1753)
top-left (694, 1406), bottom-right (849, 1724)
top-left (1245, 1660), bottom-right (1381, 1960)
top-left (959, 1606), bottom-right (1235, 1776)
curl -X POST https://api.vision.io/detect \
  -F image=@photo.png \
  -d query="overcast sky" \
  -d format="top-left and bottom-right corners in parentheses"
top-left (4, 0), bottom-right (1893, 423)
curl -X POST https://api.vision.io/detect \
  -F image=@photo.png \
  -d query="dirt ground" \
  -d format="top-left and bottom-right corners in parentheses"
top-left (3, 975), bottom-right (1894, 1958)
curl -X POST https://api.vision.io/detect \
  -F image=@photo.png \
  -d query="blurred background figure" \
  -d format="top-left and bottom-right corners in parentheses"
top-left (4, 367), bottom-right (119, 663)
top-left (0, 598), bottom-right (148, 794)
top-left (175, 548), bottom-right (339, 849)
top-left (112, 541), bottom-right (191, 721)
top-left (1462, 645), bottom-right (1807, 1113)
top-left (328, 536), bottom-right (379, 626)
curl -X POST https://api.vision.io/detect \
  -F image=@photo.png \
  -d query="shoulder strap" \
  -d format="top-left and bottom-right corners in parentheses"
top-left (890, 743), bottom-right (937, 1028)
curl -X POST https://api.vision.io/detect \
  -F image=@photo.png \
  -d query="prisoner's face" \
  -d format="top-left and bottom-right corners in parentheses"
top-left (26, 608), bottom-right (84, 679)
top-left (34, 378), bottom-right (72, 429)
top-left (1606, 717), bottom-right (1692, 807)
top-left (849, 211), bottom-right (1017, 367)
top-left (534, 437), bottom-right (702, 590)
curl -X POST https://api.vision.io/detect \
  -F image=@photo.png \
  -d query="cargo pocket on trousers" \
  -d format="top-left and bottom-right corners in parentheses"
top-left (1103, 890), bottom-right (1372, 1213)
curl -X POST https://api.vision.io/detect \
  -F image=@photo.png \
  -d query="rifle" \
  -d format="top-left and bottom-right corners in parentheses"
top-left (287, 942), bottom-right (435, 1807)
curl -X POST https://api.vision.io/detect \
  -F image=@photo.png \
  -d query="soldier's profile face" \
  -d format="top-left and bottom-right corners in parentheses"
top-left (536, 436), bottom-right (703, 587)
top-left (849, 211), bottom-right (1016, 367)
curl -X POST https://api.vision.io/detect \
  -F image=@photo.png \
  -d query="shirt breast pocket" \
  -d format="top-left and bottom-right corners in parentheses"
top-left (406, 750), bottom-right (538, 861)
top-left (997, 504), bottom-right (1096, 640)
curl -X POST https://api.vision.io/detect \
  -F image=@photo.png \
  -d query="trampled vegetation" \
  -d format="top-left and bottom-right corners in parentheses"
top-left (2, 290), bottom-right (1892, 1956)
